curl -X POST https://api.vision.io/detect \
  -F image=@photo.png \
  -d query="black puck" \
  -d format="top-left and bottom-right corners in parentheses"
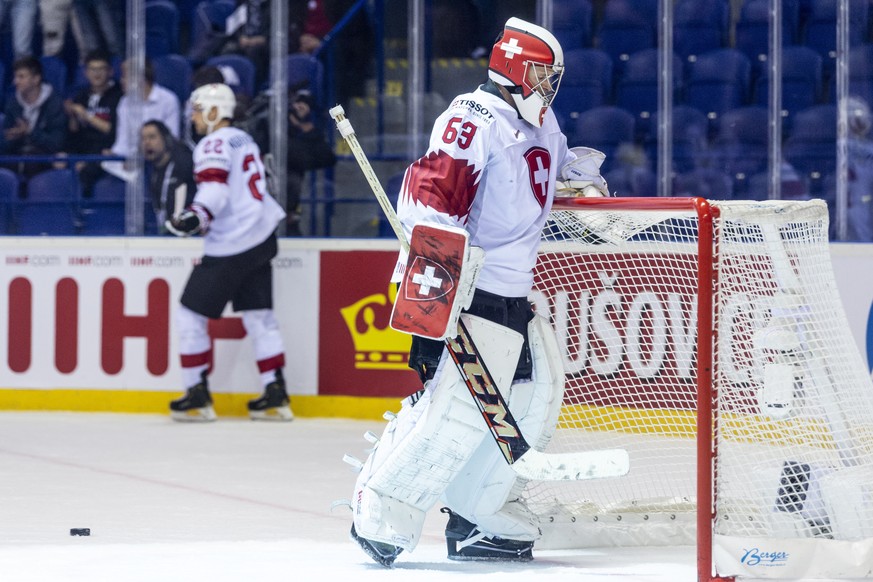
top-left (70, 528), bottom-right (90, 536)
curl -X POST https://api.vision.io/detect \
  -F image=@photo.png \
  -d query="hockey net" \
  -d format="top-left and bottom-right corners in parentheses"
top-left (526, 197), bottom-right (873, 580)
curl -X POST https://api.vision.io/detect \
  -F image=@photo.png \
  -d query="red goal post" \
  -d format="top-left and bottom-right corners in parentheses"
top-left (527, 196), bottom-right (873, 581)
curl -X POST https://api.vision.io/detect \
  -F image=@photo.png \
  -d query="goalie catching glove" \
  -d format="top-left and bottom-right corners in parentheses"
top-left (165, 204), bottom-right (212, 237)
top-left (556, 146), bottom-right (610, 197)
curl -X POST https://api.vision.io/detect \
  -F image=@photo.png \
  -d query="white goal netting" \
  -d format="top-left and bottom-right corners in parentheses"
top-left (526, 198), bottom-right (873, 575)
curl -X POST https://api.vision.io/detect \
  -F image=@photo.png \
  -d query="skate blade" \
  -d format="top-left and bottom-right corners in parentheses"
top-left (170, 406), bottom-right (217, 422)
top-left (249, 406), bottom-right (294, 421)
top-left (447, 553), bottom-right (533, 562)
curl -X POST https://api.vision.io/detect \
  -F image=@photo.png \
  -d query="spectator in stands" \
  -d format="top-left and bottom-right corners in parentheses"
top-left (0, 0), bottom-right (37, 59)
top-left (108, 58), bottom-right (180, 159)
top-left (290, 0), bottom-right (332, 55)
top-left (0, 56), bottom-right (67, 180)
top-left (63, 49), bottom-right (122, 197)
top-left (72, 0), bottom-right (124, 59)
top-left (285, 88), bottom-right (335, 235)
top-left (212, 0), bottom-right (273, 89)
top-left (40, 0), bottom-right (75, 57)
top-left (141, 119), bottom-right (195, 234)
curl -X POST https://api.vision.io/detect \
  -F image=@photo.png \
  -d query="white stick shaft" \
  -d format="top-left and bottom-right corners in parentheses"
top-left (329, 106), bottom-right (409, 252)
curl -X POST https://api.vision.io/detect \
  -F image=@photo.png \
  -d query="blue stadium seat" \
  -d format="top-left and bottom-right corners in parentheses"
top-left (0, 167), bottom-right (19, 233)
top-left (710, 106), bottom-right (770, 194)
top-left (615, 49), bottom-right (683, 138)
top-left (206, 54), bottom-right (255, 98)
top-left (18, 169), bottom-right (80, 235)
top-left (285, 53), bottom-right (325, 102)
top-left (552, 0), bottom-right (593, 50)
top-left (570, 106), bottom-right (635, 174)
top-left (647, 105), bottom-right (710, 173)
top-left (153, 54), bottom-right (193, 105)
top-left (39, 56), bottom-right (68, 97)
top-left (747, 166), bottom-right (810, 202)
top-left (735, 0), bottom-right (801, 65)
top-left (0, 60), bottom-right (6, 109)
top-left (845, 44), bottom-right (873, 108)
top-left (145, 0), bottom-right (180, 57)
top-left (595, 0), bottom-right (655, 73)
top-left (605, 165), bottom-right (657, 197)
top-left (80, 175), bottom-right (126, 235)
top-left (753, 46), bottom-right (822, 129)
top-left (673, 0), bottom-right (730, 63)
top-left (551, 48), bottom-right (612, 131)
top-left (685, 48), bottom-right (752, 124)
top-left (784, 104), bottom-right (837, 194)
top-left (176, 0), bottom-right (200, 27)
top-left (803, 0), bottom-right (868, 79)
top-left (673, 167), bottom-right (734, 199)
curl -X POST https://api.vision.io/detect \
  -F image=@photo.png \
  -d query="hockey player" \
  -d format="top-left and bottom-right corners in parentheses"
top-left (346, 18), bottom-right (608, 565)
top-left (165, 83), bottom-right (293, 422)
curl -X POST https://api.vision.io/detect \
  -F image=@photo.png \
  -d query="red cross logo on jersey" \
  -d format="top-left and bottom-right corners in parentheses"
top-left (523, 147), bottom-right (552, 208)
top-left (404, 257), bottom-right (454, 301)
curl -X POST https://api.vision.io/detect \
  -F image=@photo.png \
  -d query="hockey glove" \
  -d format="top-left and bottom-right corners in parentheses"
top-left (556, 146), bottom-right (611, 197)
top-left (165, 204), bottom-right (211, 237)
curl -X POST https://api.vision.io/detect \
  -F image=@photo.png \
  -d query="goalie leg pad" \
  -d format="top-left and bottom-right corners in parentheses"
top-left (441, 313), bottom-right (566, 540)
top-left (353, 316), bottom-right (523, 551)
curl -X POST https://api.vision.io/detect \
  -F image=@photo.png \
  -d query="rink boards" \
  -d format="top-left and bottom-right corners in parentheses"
top-left (0, 237), bottom-right (872, 419)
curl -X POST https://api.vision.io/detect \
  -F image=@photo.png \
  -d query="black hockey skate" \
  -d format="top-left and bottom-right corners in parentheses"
top-left (247, 369), bottom-right (293, 421)
top-left (442, 507), bottom-right (534, 562)
top-left (350, 524), bottom-right (403, 567)
top-left (169, 373), bottom-right (216, 422)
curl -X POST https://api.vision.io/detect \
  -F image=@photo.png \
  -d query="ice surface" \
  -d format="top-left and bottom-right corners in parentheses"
top-left (0, 410), bottom-right (837, 582)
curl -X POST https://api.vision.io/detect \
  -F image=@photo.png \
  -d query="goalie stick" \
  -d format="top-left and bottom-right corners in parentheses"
top-left (329, 104), bottom-right (629, 482)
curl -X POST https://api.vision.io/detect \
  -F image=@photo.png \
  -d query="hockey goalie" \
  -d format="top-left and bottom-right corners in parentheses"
top-left (342, 17), bottom-right (610, 566)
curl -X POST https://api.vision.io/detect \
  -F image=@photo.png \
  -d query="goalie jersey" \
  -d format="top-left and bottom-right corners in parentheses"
top-left (394, 85), bottom-right (576, 298)
top-left (193, 126), bottom-right (286, 256)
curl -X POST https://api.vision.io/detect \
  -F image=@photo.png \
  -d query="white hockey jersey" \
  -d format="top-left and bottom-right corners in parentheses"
top-left (394, 86), bottom-right (575, 297)
top-left (192, 126), bottom-right (286, 256)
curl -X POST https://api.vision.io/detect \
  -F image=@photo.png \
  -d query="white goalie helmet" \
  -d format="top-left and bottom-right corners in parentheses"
top-left (190, 83), bottom-right (236, 134)
top-left (488, 17), bottom-right (564, 127)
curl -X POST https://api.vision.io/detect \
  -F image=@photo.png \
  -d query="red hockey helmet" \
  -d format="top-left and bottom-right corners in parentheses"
top-left (488, 17), bottom-right (564, 127)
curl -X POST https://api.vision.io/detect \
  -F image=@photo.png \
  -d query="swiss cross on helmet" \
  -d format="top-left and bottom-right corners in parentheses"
top-left (488, 17), bottom-right (564, 127)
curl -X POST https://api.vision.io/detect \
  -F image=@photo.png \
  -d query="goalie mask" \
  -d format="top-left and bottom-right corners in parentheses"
top-left (190, 83), bottom-right (236, 134)
top-left (488, 17), bottom-right (564, 128)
